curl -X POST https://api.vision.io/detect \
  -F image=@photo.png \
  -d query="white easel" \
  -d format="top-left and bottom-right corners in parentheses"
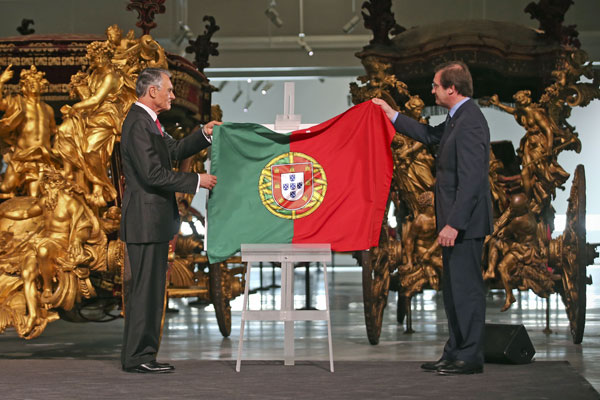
top-left (274, 82), bottom-right (301, 131)
top-left (236, 244), bottom-right (334, 372)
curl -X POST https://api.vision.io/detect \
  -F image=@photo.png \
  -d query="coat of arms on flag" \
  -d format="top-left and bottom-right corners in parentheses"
top-left (259, 152), bottom-right (327, 219)
top-left (274, 163), bottom-right (311, 209)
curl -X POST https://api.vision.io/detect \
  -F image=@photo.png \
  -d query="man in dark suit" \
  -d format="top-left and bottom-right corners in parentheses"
top-left (373, 61), bottom-right (492, 375)
top-left (120, 68), bottom-right (220, 373)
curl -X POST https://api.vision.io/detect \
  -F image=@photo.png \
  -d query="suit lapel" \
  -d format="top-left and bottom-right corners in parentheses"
top-left (131, 104), bottom-right (162, 136)
top-left (438, 114), bottom-right (453, 154)
top-left (438, 99), bottom-right (471, 153)
top-left (130, 104), bottom-right (171, 163)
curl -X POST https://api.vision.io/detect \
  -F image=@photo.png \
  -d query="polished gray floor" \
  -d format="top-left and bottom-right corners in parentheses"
top-left (162, 255), bottom-right (600, 391)
top-left (1, 255), bottom-right (599, 393)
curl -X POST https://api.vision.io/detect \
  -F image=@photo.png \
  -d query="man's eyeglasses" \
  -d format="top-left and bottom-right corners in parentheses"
top-left (431, 82), bottom-right (441, 89)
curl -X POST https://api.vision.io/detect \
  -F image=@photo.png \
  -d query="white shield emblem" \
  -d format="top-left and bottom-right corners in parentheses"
top-left (281, 172), bottom-right (304, 201)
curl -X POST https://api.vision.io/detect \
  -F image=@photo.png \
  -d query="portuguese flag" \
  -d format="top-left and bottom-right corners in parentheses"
top-left (206, 100), bottom-right (395, 263)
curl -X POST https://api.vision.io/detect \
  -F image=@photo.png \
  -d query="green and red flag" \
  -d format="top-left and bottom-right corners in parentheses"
top-left (206, 100), bottom-right (395, 263)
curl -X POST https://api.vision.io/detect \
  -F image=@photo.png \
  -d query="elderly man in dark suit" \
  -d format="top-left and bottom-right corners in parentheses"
top-left (373, 61), bottom-right (492, 375)
top-left (120, 68), bottom-right (220, 373)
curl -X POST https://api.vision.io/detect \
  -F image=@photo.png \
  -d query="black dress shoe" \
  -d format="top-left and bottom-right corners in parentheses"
top-left (123, 360), bottom-right (175, 373)
top-left (154, 361), bottom-right (175, 369)
top-left (420, 359), bottom-right (453, 371)
top-left (437, 360), bottom-right (483, 375)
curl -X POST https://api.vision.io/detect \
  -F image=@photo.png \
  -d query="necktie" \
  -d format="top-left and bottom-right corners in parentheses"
top-left (155, 118), bottom-right (164, 137)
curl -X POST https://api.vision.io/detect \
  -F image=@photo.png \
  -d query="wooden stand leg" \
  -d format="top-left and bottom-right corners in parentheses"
top-left (322, 263), bottom-right (334, 372)
top-left (236, 263), bottom-right (252, 372)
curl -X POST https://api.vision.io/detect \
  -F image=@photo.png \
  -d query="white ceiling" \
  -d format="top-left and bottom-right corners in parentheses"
top-left (0, 0), bottom-right (598, 73)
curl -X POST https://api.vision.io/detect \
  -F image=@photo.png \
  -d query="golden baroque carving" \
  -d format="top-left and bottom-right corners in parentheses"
top-left (352, 49), bottom-right (600, 323)
top-left (0, 26), bottom-right (167, 338)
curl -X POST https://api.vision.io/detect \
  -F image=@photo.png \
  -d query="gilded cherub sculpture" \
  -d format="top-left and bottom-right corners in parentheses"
top-left (485, 91), bottom-right (571, 214)
top-left (0, 169), bottom-right (106, 338)
top-left (484, 193), bottom-right (553, 311)
top-left (398, 191), bottom-right (442, 294)
top-left (0, 65), bottom-right (57, 197)
top-left (0, 26), bottom-right (171, 339)
top-left (54, 26), bottom-right (167, 208)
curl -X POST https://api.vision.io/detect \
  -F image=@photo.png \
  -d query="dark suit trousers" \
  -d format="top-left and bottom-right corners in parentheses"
top-left (441, 237), bottom-right (486, 365)
top-left (121, 241), bottom-right (169, 369)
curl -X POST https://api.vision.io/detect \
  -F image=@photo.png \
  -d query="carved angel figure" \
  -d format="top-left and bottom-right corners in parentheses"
top-left (0, 65), bottom-right (57, 197)
top-left (398, 191), bottom-right (442, 294)
top-left (486, 91), bottom-right (571, 214)
top-left (483, 193), bottom-right (553, 311)
top-left (0, 169), bottom-right (106, 338)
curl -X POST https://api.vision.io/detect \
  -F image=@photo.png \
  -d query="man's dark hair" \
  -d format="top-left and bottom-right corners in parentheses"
top-left (136, 68), bottom-right (171, 98)
top-left (434, 61), bottom-right (473, 97)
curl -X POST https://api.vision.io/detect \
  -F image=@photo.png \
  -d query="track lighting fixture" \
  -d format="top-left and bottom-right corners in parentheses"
top-left (301, 41), bottom-right (314, 56)
top-left (297, 1), bottom-right (313, 56)
top-left (298, 34), bottom-right (313, 56)
top-left (265, 1), bottom-right (283, 28)
top-left (173, 21), bottom-right (194, 46)
top-left (217, 81), bottom-right (228, 91)
top-left (232, 88), bottom-right (243, 103)
top-left (342, 14), bottom-right (360, 33)
top-left (342, 0), bottom-right (360, 33)
top-left (261, 82), bottom-right (273, 95)
top-left (252, 80), bottom-right (264, 91)
top-left (243, 100), bottom-right (253, 113)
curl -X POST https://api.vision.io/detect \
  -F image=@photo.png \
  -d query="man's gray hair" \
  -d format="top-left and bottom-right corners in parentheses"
top-left (136, 68), bottom-right (171, 98)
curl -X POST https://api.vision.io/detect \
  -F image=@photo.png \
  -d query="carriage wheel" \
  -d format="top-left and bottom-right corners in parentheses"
top-left (558, 165), bottom-right (590, 344)
top-left (359, 247), bottom-right (391, 345)
top-left (209, 262), bottom-right (232, 337)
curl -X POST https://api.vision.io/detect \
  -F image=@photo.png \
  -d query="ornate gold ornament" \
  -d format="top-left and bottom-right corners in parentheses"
top-left (0, 25), bottom-right (244, 340)
top-left (0, 167), bottom-right (107, 339)
top-left (350, 48), bottom-right (599, 344)
top-left (0, 64), bottom-right (56, 198)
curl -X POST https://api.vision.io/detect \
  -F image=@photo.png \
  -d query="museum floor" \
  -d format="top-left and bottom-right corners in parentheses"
top-left (1, 255), bottom-right (599, 394)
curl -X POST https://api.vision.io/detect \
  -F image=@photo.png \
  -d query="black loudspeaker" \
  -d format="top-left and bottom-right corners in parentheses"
top-left (484, 323), bottom-right (535, 364)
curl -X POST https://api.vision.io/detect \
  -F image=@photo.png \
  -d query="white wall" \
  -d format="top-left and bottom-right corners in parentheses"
top-left (210, 78), bottom-right (354, 124)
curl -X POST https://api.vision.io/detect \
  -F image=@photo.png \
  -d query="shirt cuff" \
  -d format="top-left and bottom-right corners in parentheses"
top-left (391, 111), bottom-right (399, 124)
top-left (196, 173), bottom-right (201, 192)
top-left (201, 125), bottom-right (212, 143)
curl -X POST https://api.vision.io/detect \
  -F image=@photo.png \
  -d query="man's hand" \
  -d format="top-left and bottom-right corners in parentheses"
top-left (202, 120), bottom-right (223, 136)
top-left (200, 173), bottom-right (217, 190)
top-left (0, 64), bottom-right (13, 84)
top-left (437, 224), bottom-right (458, 247)
top-left (371, 98), bottom-right (397, 121)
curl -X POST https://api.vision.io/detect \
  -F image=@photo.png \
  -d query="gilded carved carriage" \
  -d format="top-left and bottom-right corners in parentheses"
top-left (0, 18), bottom-right (243, 340)
top-left (351, 0), bottom-right (600, 345)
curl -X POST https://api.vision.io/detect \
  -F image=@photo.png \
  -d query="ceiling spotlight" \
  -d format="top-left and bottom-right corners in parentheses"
top-left (304, 43), bottom-right (314, 56)
top-left (261, 82), bottom-right (273, 95)
top-left (232, 89), bottom-right (243, 103)
top-left (173, 21), bottom-right (194, 46)
top-left (252, 80), bottom-right (264, 91)
top-left (265, 1), bottom-right (283, 28)
top-left (243, 100), bottom-right (253, 113)
top-left (342, 14), bottom-right (360, 33)
top-left (298, 33), bottom-right (314, 56)
top-left (298, 38), bottom-right (314, 56)
top-left (217, 81), bottom-right (228, 91)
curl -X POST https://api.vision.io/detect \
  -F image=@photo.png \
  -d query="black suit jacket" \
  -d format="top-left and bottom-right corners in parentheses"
top-left (393, 99), bottom-right (493, 239)
top-left (119, 104), bottom-right (211, 243)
